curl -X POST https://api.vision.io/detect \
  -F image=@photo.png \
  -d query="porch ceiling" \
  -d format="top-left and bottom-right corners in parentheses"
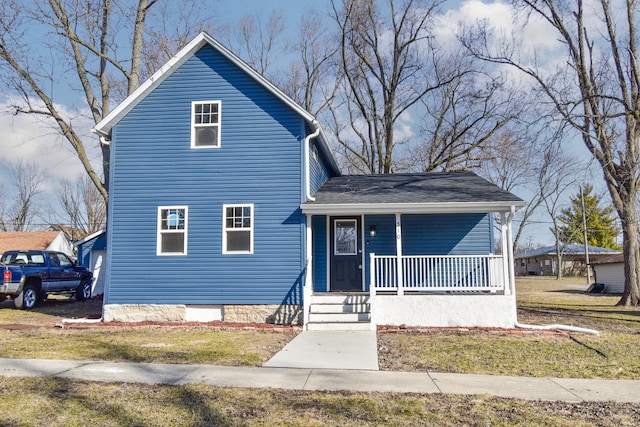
top-left (302, 172), bottom-right (525, 215)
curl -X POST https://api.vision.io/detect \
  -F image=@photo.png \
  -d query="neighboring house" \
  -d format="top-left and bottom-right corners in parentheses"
top-left (590, 254), bottom-right (625, 293)
top-left (514, 244), bottom-right (621, 277)
top-left (93, 32), bottom-right (525, 329)
top-left (0, 231), bottom-right (74, 257)
top-left (74, 230), bottom-right (107, 296)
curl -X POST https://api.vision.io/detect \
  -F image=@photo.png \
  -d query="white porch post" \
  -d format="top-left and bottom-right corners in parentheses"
top-left (369, 252), bottom-right (377, 330)
top-left (506, 206), bottom-right (517, 295)
top-left (303, 214), bottom-right (313, 328)
top-left (395, 213), bottom-right (404, 296)
top-left (501, 212), bottom-right (511, 295)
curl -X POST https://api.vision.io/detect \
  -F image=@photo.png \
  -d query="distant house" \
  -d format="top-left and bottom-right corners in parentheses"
top-left (514, 244), bottom-right (621, 276)
top-left (0, 231), bottom-right (74, 257)
top-left (590, 254), bottom-right (625, 293)
top-left (74, 230), bottom-right (107, 296)
top-left (92, 32), bottom-right (525, 329)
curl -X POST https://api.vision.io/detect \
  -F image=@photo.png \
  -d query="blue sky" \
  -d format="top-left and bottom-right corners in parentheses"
top-left (0, 0), bottom-right (603, 245)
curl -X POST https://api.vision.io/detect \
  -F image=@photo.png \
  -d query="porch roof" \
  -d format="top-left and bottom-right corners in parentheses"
top-left (301, 172), bottom-right (525, 215)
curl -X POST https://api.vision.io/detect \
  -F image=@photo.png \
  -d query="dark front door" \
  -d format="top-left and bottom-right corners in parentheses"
top-left (329, 216), bottom-right (363, 291)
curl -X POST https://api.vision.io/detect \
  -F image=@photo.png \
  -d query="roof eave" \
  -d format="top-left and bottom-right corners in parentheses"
top-left (73, 229), bottom-right (106, 247)
top-left (300, 201), bottom-right (526, 215)
top-left (94, 32), bottom-right (318, 136)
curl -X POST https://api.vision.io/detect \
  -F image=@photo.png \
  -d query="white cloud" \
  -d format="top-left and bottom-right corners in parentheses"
top-left (435, 1), bottom-right (562, 61)
top-left (0, 98), bottom-right (101, 194)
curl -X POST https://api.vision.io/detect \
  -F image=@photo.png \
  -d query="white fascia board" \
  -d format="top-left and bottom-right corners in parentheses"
top-left (93, 32), bottom-right (340, 174)
top-left (300, 201), bottom-right (526, 215)
top-left (73, 228), bottom-right (106, 247)
top-left (94, 34), bottom-right (209, 136)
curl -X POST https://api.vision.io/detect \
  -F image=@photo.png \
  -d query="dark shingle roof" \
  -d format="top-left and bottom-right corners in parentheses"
top-left (309, 172), bottom-right (524, 205)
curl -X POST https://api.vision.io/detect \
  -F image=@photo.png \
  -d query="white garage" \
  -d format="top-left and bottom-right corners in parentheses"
top-left (591, 254), bottom-right (625, 294)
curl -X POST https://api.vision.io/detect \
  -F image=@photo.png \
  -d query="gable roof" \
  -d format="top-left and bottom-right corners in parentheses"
top-left (301, 172), bottom-right (526, 214)
top-left (93, 31), bottom-right (339, 174)
top-left (515, 244), bottom-right (622, 259)
top-left (0, 232), bottom-right (65, 253)
top-left (73, 229), bottom-right (106, 247)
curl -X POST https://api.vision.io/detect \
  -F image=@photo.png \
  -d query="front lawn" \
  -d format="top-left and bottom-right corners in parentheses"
top-left (378, 277), bottom-right (640, 379)
top-left (2, 277), bottom-right (639, 379)
top-left (1, 377), bottom-right (639, 427)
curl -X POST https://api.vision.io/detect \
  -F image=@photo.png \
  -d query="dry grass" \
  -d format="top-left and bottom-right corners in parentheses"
top-left (379, 276), bottom-right (640, 379)
top-left (0, 297), bottom-right (295, 366)
top-left (1, 377), bottom-right (639, 426)
top-left (2, 280), bottom-right (640, 424)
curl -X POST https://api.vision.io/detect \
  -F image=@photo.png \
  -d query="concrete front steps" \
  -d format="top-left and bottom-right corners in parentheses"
top-left (306, 294), bottom-right (372, 331)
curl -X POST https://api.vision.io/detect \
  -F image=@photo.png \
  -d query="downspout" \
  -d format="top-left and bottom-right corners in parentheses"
top-left (302, 122), bottom-right (320, 329)
top-left (304, 120), bottom-right (321, 202)
top-left (505, 206), bottom-right (599, 335)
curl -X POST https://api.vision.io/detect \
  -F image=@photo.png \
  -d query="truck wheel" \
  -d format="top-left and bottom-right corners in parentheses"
top-left (75, 280), bottom-right (91, 301)
top-left (15, 284), bottom-right (38, 310)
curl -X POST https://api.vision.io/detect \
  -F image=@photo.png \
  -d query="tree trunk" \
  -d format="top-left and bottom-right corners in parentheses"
top-left (618, 206), bottom-right (640, 306)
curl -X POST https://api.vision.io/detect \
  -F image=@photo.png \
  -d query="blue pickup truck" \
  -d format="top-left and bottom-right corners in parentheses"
top-left (0, 250), bottom-right (93, 309)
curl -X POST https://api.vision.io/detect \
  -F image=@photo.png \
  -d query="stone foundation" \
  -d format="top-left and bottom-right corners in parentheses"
top-left (224, 304), bottom-right (302, 325)
top-left (103, 304), bottom-right (186, 322)
top-left (103, 303), bottom-right (302, 325)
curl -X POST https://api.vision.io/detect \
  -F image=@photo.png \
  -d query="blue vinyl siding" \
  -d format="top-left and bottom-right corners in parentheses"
top-left (309, 140), bottom-right (334, 195)
top-left (312, 215), bottom-right (328, 292)
top-left (401, 214), bottom-right (493, 255)
top-left (77, 233), bottom-right (107, 268)
top-left (363, 215), bottom-right (397, 290)
top-left (315, 213), bottom-right (492, 292)
top-left (107, 45), bottom-right (307, 305)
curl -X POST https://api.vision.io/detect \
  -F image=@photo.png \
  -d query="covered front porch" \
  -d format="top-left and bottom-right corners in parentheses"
top-left (300, 172), bottom-right (525, 330)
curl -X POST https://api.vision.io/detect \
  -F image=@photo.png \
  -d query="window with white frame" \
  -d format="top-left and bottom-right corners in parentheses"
top-left (223, 204), bottom-right (253, 254)
top-left (157, 206), bottom-right (188, 255)
top-left (191, 101), bottom-right (221, 148)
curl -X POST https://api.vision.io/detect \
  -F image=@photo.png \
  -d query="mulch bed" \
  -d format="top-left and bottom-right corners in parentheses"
top-left (56, 318), bottom-right (302, 333)
top-left (57, 318), bottom-right (568, 337)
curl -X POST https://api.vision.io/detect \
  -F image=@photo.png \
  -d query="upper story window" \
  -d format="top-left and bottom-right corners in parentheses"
top-left (157, 206), bottom-right (188, 255)
top-left (223, 204), bottom-right (253, 254)
top-left (191, 101), bottom-right (221, 148)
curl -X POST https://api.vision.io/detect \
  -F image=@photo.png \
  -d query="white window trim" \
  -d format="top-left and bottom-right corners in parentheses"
top-left (191, 100), bottom-right (221, 149)
top-left (222, 203), bottom-right (254, 255)
top-left (157, 206), bottom-right (188, 256)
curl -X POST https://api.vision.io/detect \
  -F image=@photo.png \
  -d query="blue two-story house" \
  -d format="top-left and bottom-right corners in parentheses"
top-left (94, 32), bottom-right (525, 330)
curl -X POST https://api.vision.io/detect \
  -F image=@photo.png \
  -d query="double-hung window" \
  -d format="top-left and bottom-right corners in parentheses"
top-left (191, 101), bottom-right (221, 148)
top-left (223, 204), bottom-right (253, 254)
top-left (157, 206), bottom-right (188, 255)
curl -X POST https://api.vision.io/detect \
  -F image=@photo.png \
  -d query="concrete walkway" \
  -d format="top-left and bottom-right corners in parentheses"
top-left (263, 331), bottom-right (379, 370)
top-left (2, 357), bottom-right (640, 403)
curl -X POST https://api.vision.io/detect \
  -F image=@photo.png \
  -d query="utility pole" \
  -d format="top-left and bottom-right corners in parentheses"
top-left (581, 186), bottom-right (591, 284)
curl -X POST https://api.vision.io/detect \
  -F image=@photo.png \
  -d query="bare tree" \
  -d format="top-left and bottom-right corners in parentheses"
top-left (538, 145), bottom-right (581, 280)
top-left (475, 122), bottom-right (580, 254)
top-left (276, 15), bottom-right (340, 117)
top-left (328, 0), bottom-right (455, 174)
top-left (141, 2), bottom-right (217, 86)
top-left (220, 10), bottom-right (289, 77)
top-left (0, 160), bottom-right (46, 231)
top-left (464, 0), bottom-right (640, 305)
top-left (0, 0), bottom-right (214, 205)
top-left (47, 175), bottom-right (107, 241)
top-left (407, 60), bottom-right (521, 173)
top-left (476, 128), bottom-right (542, 253)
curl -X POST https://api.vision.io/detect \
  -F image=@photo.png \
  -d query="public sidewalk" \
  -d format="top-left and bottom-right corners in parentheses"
top-left (2, 357), bottom-right (640, 403)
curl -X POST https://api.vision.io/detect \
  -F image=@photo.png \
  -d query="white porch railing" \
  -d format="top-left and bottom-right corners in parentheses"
top-left (370, 253), bottom-right (506, 294)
